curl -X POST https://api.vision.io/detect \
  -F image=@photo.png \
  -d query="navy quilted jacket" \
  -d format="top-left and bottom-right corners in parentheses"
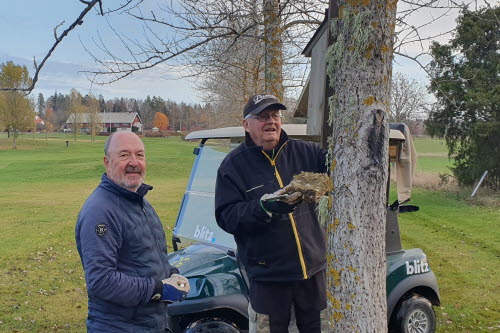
top-left (76, 174), bottom-right (178, 332)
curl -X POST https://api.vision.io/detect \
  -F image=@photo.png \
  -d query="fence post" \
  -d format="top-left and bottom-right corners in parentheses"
top-left (470, 170), bottom-right (488, 198)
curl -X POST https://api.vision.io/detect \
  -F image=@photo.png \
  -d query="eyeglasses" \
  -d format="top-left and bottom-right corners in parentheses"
top-left (245, 111), bottom-right (282, 122)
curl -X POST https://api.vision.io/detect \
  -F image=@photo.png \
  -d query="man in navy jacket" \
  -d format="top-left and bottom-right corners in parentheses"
top-left (76, 132), bottom-right (189, 332)
top-left (215, 94), bottom-right (327, 333)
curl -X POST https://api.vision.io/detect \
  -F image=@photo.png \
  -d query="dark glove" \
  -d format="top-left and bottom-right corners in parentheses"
top-left (260, 187), bottom-right (302, 215)
top-left (261, 200), bottom-right (298, 214)
top-left (161, 274), bottom-right (190, 303)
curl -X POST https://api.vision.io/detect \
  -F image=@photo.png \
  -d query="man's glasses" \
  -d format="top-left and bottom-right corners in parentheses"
top-left (245, 111), bottom-right (282, 122)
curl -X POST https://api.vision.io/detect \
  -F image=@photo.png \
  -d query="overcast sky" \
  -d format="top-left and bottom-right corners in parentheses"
top-left (0, 0), bottom-right (474, 104)
top-left (0, 0), bottom-right (200, 103)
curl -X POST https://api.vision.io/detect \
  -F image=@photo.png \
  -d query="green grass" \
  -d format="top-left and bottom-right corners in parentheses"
top-left (413, 137), bottom-right (448, 155)
top-left (0, 136), bottom-right (197, 332)
top-left (412, 137), bottom-right (454, 174)
top-left (399, 188), bottom-right (500, 332)
top-left (416, 155), bottom-right (453, 174)
top-left (0, 135), bottom-right (498, 332)
top-left (0, 131), bottom-right (107, 142)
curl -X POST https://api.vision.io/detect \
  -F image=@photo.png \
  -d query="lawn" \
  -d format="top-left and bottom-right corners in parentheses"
top-left (413, 137), bottom-right (448, 155)
top-left (399, 189), bottom-right (500, 332)
top-left (413, 137), bottom-right (454, 174)
top-left (0, 135), bottom-right (498, 332)
top-left (0, 135), bottom-right (197, 332)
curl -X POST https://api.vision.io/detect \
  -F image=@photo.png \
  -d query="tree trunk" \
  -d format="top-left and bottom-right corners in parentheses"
top-left (324, 0), bottom-right (397, 330)
top-left (263, 0), bottom-right (283, 99)
top-left (12, 131), bottom-right (18, 149)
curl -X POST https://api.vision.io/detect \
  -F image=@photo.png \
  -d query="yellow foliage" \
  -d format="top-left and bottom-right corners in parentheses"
top-left (153, 112), bottom-right (169, 131)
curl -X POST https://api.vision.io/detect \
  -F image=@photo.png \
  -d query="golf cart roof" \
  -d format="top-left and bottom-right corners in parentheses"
top-left (185, 124), bottom-right (405, 141)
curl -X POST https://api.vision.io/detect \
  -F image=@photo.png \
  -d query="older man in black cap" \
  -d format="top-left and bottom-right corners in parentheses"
top-left (215, 94), bottom-right (327, 333)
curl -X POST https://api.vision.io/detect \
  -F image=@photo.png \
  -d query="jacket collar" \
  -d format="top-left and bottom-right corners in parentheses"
top-left (100, 173), bottom-right (153, 202)
top-left (244, 129), bottom-right (289, 152)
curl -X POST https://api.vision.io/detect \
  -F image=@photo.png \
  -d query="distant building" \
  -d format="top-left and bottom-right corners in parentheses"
top-left (34, 115), bottom-right (45, 126)
top-left (66, 112), bottom-right (143, 133)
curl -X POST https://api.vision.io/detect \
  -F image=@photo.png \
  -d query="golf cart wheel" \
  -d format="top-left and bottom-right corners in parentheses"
top-left (392, 295), bottom-right (436, 333)
top-left (184, 318), bottom-right (240, 333)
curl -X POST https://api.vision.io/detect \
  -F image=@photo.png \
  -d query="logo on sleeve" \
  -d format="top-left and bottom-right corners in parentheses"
top-left (95, 224), bottom-right (108, 236)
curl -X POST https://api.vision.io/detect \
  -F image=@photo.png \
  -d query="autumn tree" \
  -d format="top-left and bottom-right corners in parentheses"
top-left (323, 0), bottom-right (396, 329)
top-left (83, 93), bottom-right (102, 141)
top-left (153, 112), bottom-right (169, 131)
top-left (67, 89), bottom-right (84, 141)
top-left (0, 93), bottom-right (4, 132)
top-left (427, 6), bottom-right (500, 189)
top-left (46, 92), bottom-right (69, 130)
top-left (44, 106), bottom-right (56, 138)
top-left (0, 61), bottom-right (34, 149)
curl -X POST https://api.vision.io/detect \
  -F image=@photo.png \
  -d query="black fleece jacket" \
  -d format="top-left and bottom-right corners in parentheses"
top-left (215, 130), bottom-right (327, 281)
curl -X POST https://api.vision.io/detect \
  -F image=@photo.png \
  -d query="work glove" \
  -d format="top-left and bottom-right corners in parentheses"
top-left (161, 274), bottom-right (190, 303)
top-left (260, 186), bottom-right (302, 215)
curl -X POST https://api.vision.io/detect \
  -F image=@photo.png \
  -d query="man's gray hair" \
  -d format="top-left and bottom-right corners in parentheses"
top-left (104, 133), bottom-right (116, 157)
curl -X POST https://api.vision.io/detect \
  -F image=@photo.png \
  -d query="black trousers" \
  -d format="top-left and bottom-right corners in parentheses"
top-left (249, 270), bottom-right (326, 333)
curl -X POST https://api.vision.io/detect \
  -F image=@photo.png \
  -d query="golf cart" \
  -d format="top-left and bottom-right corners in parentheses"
top-left (166, 124), bottom-right (440, 333)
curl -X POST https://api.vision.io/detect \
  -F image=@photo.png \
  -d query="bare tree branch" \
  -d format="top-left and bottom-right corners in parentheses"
top-left (0, 0), bottom-right (101, 93)
top-left (53, 21), bottom-right (65, 40)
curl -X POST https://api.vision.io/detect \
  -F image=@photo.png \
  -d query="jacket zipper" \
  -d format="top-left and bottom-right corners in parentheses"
top-left (143, 206), bottom-right (170, 277)
top-left (262, 143), bottom-right (309, 280)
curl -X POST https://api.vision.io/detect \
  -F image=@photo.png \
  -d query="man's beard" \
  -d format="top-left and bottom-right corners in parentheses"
top-left (114, 166), bottom-right (145, 191)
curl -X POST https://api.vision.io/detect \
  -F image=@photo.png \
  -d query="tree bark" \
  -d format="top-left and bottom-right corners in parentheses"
top-left (324, 0), bottom-right (397, 330)
top-left (263, 0), bottom-right (284, 99)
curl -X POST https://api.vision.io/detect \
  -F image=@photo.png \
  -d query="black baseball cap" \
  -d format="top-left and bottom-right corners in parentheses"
top-left (243, 94), bottom-right (287, 118)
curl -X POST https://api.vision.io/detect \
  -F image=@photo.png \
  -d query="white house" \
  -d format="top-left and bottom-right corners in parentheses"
top-left (66, 112), bottom-right (143, 133)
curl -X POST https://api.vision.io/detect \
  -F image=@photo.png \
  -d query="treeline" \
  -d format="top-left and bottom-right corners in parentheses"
top-left (37, 90), bottom-right (214, 132)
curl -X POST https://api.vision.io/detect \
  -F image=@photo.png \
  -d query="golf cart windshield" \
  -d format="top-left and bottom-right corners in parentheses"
top-left (173, 140), bottom-right (237, 250)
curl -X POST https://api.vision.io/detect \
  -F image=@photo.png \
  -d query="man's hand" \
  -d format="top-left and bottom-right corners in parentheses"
top-left (161, 274), bottom-right (190, 303)
top-left (260, 187), bottom-right (302, 215)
